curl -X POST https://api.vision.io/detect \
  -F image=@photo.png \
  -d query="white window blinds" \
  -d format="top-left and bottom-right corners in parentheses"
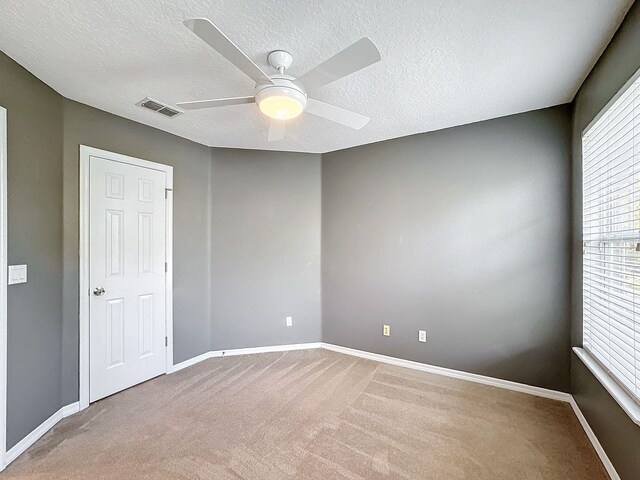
top-left (583, 72), bottom-right (640, 402)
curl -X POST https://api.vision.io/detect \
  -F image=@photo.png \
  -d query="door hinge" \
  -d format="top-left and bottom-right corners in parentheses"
top-left (165, 336), bottom-right (168, 347)
top-left (165, 187), bottom-right (173, 199)
top-left (165, 262), bottom-right (168, 273)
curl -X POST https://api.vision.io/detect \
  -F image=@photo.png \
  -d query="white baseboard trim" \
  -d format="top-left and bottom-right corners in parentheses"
top-left (169, 350), bottom-right (213, 373)
top-left (170, 342), bottom-right (322, 373)
top-left (569, 398), bottom-right (620, 480)
top-left (321, 343), bottom-right (572, 402)
top-left (3, 401), bottom-right (79, 468)
top-left (61, 401), bottom-right (80, 418)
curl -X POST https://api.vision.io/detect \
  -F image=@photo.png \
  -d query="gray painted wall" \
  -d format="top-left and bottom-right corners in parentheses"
top-left (210, 148), bottom-right (321, 350)
top-left (61, 100), bottom-right (214, 404)
top-left (0, 52), bottom-right (64, 449)
top-left (571, 2), bottom-right (640, 479)
top-left (323, 106), bottom-right (572, 392)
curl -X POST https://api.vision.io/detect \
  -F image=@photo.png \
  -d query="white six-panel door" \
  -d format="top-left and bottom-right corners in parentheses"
top-left (89, 155), bottom-right (167, 402)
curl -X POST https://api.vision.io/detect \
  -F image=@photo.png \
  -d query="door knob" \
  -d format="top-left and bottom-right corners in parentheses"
top-left (93, 287), bottom-right (106, 296)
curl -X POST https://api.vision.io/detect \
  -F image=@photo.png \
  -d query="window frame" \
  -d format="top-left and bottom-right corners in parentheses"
top-left (578, 65), bottom-right (640, 426)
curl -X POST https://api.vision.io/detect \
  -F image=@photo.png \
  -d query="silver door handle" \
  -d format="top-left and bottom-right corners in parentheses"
top-left (93, 287), bottom-right (106, 296)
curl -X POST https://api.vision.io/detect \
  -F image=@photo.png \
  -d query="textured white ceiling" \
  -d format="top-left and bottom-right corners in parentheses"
top-left (0, 0), bottom-right (633, 153)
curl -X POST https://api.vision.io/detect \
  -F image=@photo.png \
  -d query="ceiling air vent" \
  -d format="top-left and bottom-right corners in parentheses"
top-left (136, 97), bottom-right (183, 118)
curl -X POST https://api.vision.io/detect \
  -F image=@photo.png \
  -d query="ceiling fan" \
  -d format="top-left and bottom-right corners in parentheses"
top-left (177, 18), bottom-right (381, 141)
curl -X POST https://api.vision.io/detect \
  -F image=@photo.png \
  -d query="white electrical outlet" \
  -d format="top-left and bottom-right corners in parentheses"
top-left (383, 324), bottom-right (391, 336)
top-left (418, 330), bottom-right (427, 343)
top-left (285, 316), bottom-right (293, 327)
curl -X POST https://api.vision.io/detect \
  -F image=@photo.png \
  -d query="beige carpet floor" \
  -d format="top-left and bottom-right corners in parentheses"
top-left (3, 349), bottom-right (607, 479)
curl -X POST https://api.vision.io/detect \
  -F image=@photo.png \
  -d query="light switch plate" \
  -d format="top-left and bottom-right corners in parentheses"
top-left (8, 264), bottom-right (27, 285)
top-left (285, 316), bottom-right (293, 327)
top-left (383, 324), bottom-right (390, 336)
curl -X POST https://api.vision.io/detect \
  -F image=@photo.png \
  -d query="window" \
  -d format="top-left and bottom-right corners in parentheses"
top-left (582, 71), bottom-right (640, 403)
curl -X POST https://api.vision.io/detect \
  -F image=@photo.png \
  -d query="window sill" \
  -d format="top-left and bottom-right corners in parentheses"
top-left (573, 347), bottom-right (640, 427)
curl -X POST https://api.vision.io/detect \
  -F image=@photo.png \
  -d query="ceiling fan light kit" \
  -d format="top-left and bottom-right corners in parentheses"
top-left (177, 18), bottom-right (381, 141)
top-left (255, 72), bottom-right (307, 120)
top-left (257, 91), bottom-right (306, 120)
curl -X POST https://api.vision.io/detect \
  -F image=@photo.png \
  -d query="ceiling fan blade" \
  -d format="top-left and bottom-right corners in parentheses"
top-left (268, 120), bottom-right (286, 141)
top-left (177, 96), bottom-right (255, 110)
top-left (184, 18), bottom-right (274, 85)
top-left (305, 99), bottom-right (369, 129)
top-left (296, 38), bottom-right (381, 91)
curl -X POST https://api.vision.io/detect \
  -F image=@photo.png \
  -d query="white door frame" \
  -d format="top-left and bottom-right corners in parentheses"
top-left (79, 145), bottom-right (173, 411)
top-left (0, 107), bottom-right (8, 469)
